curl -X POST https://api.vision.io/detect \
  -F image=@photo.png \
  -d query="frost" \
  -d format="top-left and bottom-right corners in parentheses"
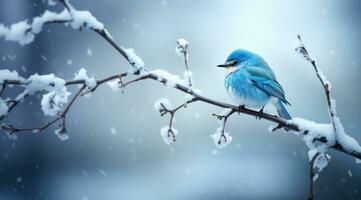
top-left (0, 98), bottom-right (9, 117)
top-left (160, 126), bottom-right (177, 145)
top-left (151, 69), bottom-right (186, 87)
top-left (154, 98), bottom-right (172, 114)
top-left (0, 69), bottom-right (23, 84)
top-left (294, 36), bottom-right (314, 62)
top-left (123, 48), bottom-right (145, 69)
top-left (210, 126), bottom-right (232, 149)
top-left (54, 128), bottom-right (69, 141)
top-left (74, 68), bottom-right (97, 91)
top-left (175, 38), bottom-right (188, 57)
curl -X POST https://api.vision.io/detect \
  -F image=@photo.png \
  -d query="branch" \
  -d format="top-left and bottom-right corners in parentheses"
top-left (0, 1), bottom-right (360, 162)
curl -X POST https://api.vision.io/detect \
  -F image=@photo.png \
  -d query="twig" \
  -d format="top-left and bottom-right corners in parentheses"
top-left (308, 152), bottom-right (320, 200)
top-left (1, 85), bottom-right (85, 134)
top-left (212, 109), bottom-right (237, 144)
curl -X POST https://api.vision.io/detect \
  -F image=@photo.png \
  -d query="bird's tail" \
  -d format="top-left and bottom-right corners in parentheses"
top-left (276, 100), bottom-right (292, 120)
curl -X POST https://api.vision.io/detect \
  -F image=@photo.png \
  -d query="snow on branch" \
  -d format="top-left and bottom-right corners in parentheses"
top-left (294, 35), bottom-right (361, 165)
top-left (0, 1), bottom-right (360, 169)
top-left (0, 3), bottom-right (103, 45)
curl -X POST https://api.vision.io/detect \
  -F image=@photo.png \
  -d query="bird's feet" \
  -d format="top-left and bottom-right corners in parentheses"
top-left (257, 105), bottom-right (265, 120)
top-left (237, 105), bottom-right (245, 114)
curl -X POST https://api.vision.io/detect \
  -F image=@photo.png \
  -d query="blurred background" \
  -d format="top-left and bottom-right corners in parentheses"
top-left (0, 0), bottom-right (360, 199)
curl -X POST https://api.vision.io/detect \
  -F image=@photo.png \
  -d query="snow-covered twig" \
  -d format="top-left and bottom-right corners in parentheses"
top-left (295, 35), bottom-right (361, 163)
top-left (0, 2), bottom-right (360, 162)
top-left (211, 109), bottom-right (236, 148)
top-left (176, 38), bottom-right (193, 89)
top-left (154, 97), bottom-right (198, 145)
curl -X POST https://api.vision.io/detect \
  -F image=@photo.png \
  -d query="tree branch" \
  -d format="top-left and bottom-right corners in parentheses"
top-left (0, 1), bottom-right (359, 163)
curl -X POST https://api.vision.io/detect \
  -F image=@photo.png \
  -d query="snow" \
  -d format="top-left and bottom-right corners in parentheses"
top-left (0, 0), bottom-right (105, 45)
top-left (0, 69), bottom-right (22, 84)
top-left (107, 80), bottom-right (122, 92)
top-left (32, 10), bottom-right (70, 34)
top-left (41, 89), bottom-right (70, 116)
top-left (69, 9), bottom-right (104, 30)
top-left (310, 151), bottom-right (331, 173)
top-left (175, 38), bottom-right (189, 57)
top-left (151, 69), bottom-right (186, 88)
top-left (25, 73), bottom-right (66, 94)
top-left (74, 68), bottom-right (97, 91)
top-left (356, 159), bottom-right (361, 164)
top-left (86, 48), bottom-right (93, 56)
top-left (154, 98), bottom-right (172, 114)
top-left (110, 127), bottom-right (117, 135)
top-left (0, 98), bottom-right (9, 116)
top-left (123, 48), bottom-right (145, 69)
top-left (160, 126), bottom-right (178, 145)
top-left (291, 118), bottom-right (335, 152)
top-left (210, 125), bottom-right (232, 149)
top-left (47, 0), bottom-right (56, 6)
top-left (54, 128), bottom-right (69, 141)
top-left (347, 170), bottom-right (352, 177)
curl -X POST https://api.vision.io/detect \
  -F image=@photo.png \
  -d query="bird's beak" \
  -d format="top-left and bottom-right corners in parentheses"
top-left (217, 64), bottom-right (227, 68)
top-left (217, 60), bottom-right (237, 68)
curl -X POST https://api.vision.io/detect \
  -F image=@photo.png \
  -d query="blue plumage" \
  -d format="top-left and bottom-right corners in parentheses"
top-left (218, 49), bottom-right (291, 119)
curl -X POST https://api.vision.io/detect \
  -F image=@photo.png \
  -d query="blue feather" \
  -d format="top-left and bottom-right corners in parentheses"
top-left (222, 49), bottom-right (292, 119)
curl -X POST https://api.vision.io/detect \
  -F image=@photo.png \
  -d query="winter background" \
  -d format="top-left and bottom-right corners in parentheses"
top-left (0, 0), bottom-right (361, 199)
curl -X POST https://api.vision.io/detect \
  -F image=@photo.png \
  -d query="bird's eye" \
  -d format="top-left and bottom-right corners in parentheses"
top-left (233, 60), bottom-right (238, 66)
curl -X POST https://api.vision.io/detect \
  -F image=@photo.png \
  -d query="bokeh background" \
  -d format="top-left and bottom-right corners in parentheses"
top-left (0, 0), bottom-right (360, 199)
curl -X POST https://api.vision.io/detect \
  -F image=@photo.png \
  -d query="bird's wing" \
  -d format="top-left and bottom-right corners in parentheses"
top-left (246, 64), bottom-right (276, 81)
top-left (248, 74), bottom-right (291, 105)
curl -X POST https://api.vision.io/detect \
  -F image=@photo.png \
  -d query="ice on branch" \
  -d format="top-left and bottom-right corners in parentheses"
top-left (0, 69), bottom-right (23, 84)
top-left (294, 35), bottom-right (314, 62)
top-left (210, 125), bottom-right (232, 149)
top-left (175, 38), bottom-right (189, 57)
top-left (0, 98), bottom-right (9, 117)
top-left (74, 68), bottom-right (96, 93)
top-left (0, 0), bottom-right (105, 45)
top-left (154, 98), bottom-right (172, 115)
top-left (160, 126), bottom-right (178, 145)
top-left (151, 69), bottom-right (186, 88)
top-left (123, 48), bottom-right (145, 72)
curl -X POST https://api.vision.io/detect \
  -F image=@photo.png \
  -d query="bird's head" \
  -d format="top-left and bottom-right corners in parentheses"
top-left (217, 49), bottom-right (255, 74)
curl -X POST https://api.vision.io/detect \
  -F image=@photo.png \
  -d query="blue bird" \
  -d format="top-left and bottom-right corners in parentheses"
top-left (217, 49), bottom-right (291, 120)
